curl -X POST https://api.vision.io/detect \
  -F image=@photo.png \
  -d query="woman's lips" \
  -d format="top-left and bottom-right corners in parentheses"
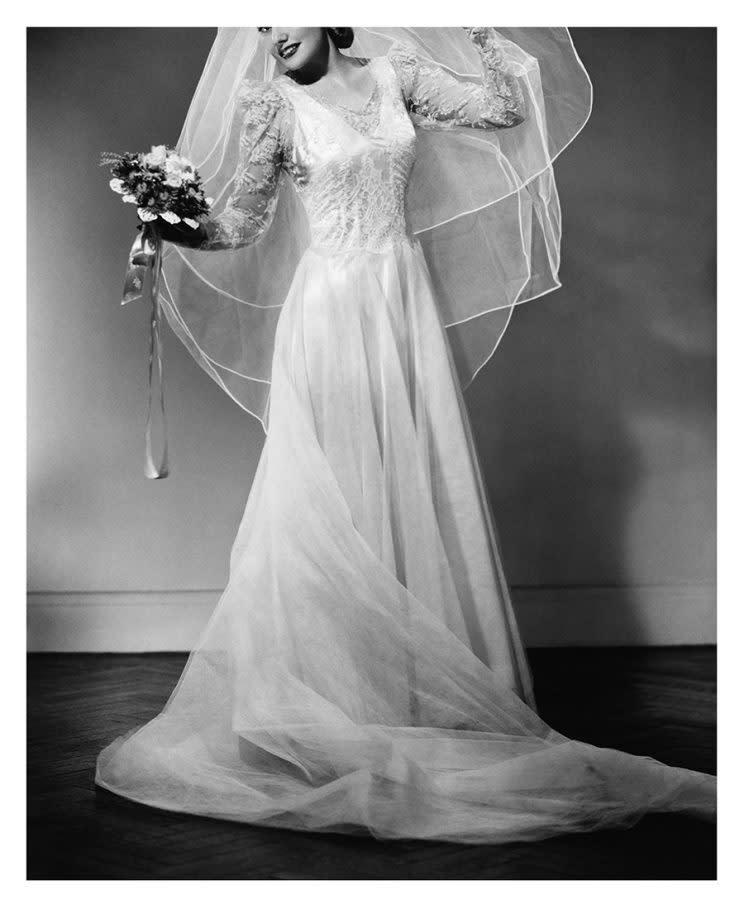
top-left (279, 42), bottom-right (300, 59)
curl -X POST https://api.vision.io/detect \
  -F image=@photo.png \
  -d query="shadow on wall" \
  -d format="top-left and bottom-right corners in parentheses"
top-left (467, 27), bottom-right (716, 646)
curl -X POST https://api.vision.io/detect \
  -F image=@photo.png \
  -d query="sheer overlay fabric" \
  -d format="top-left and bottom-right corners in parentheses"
top-left (96, 30), bottom-right (715, 844)
top-left (158, 28), bottom-right (591, 427)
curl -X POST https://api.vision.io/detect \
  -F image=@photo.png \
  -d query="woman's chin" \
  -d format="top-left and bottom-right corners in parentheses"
top-left (274, 50), bottom-right (308, 72)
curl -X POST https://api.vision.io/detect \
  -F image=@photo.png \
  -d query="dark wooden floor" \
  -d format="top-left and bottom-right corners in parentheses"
top-left (27, 647), bottom-right (716, 880)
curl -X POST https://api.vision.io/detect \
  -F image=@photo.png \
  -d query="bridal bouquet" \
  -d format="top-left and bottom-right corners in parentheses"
top-left (100, 144), bottom-right (213, 481)
top-left (100, 144), bottom-right (212, 228)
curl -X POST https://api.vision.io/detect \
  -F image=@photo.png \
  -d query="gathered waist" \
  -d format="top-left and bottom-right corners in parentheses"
top-left (286, 236), bottom-right (431, 302)
top-left (304, 235), bottom-right (420, 260)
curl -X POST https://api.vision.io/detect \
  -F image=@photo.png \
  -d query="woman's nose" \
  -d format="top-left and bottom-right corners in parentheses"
top-left (271, 29), bottom-right (288, 46)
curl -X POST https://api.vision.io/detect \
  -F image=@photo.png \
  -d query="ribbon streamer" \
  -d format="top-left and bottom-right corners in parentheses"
top-left (122, 225), bottom-right (169, 479)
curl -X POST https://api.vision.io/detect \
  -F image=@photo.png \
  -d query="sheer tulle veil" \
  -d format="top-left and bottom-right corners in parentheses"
top-left (159, 27), bottom-right (593, 428)
top-left (97, 34), bottom-right (719, 841)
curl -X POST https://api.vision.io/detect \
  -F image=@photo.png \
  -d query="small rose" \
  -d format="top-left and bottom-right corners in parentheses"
top-left (164, 154), bottom-right (196, 187)
top-left (109, 178), bottom-right (127, 194)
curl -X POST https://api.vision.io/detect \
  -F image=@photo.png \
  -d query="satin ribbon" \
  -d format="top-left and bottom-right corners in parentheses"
top-left (122, 225), bottom-right (169, 479)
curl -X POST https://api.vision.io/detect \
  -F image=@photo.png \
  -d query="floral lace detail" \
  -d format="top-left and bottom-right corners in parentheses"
top-left (299, 136), bottom-right (414, 253)
top-left (199, 81), bottom-right (294, 250)
top-left (198, 37), bottom-right (526, 256)
top-left (281, 59), bottom-right (416, 254)
top-left (321, 81), bottom-right (383, 137)
top-left (465, 27), bottom-right (525, 125)
top-left (388, 32), bottom-right (525, 130)
top-left (293, 66), bottom-right (384, 138)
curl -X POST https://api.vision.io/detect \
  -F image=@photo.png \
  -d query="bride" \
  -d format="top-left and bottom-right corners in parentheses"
top-left (95, 26), bottom-right (716, 843)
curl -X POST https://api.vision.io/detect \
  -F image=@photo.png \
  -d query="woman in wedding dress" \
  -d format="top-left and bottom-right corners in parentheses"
top-left (95, 26), bottom-right (716, 844)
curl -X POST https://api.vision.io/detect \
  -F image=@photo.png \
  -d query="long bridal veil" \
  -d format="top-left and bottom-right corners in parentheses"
top-left (159, 27), bottom-right (592, 427)
top-left (96, 28), bottom-right (715, 844)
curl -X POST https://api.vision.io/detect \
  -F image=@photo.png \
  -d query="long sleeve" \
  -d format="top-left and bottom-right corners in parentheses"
top-left (388, 28), bottom-right (525, 131)
top-left (199, 80), bottom-right (292, 250)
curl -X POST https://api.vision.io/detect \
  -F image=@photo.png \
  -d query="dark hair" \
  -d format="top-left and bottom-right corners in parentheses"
top-left (327, 28), bottom-right (354, 50)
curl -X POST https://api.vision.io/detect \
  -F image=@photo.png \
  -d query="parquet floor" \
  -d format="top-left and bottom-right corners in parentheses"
top-left (27, 647), bottom-right (716, 880)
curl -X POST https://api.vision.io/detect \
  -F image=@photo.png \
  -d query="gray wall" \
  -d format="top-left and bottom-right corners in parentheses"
top-left (27, 28), bottom-right (715, 649)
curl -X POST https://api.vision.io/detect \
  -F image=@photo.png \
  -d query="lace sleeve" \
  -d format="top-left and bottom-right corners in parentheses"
top-left (388, 28), bottom-right (525, 131)
top-left (199, 80), bottom-right (292, 250)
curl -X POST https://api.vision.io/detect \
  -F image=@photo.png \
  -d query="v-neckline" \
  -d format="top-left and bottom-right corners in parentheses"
top-left (282, 59), bottom-right (381, 119)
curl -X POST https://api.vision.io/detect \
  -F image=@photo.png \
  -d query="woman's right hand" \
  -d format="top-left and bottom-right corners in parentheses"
top-left (148, 218), bottom-right (207, 249)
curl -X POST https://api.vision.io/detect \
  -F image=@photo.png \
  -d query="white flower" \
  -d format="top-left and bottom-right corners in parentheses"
top-left (109, 178), bottom-right (127, 194)
top-left (159, 210), bottom-right (181, 224)
top-left (205, 197), bottom-right (214, 207)
top-left (164, 174), bottom-right (184, 188)
top-left (143, 144), bottom-right (168, 168)
top-left (137, 207), bottom-right (158, 222)
top-left (164, 152), bottom-right (184, 170)
top-left (182, 218), bottom-right (199, 229)
top-left (165, 153), bottom-right (195, 177)
top-left (122, 194), bottom-right (137, 204)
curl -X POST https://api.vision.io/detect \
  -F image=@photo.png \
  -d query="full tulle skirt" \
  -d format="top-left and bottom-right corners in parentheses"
top-left (95, 241), bottom-right (715, 843)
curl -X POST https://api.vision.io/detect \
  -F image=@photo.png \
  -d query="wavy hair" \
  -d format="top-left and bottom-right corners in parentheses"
top-left (326, 28), bottom-right (354, 49)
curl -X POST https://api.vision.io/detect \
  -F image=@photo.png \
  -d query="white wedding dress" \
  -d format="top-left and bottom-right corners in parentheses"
top-left (95, 42), bottom-right (715, 843)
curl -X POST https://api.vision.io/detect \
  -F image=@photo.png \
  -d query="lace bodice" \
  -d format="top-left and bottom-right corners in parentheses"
top-left (199, 29), bottom-right (525, 255)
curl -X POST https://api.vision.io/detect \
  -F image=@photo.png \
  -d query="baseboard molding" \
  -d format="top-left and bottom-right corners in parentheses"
top-left (512, 584), bottom-right (715, 647)
top-left (27, 584), bottom-right (716, 652)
